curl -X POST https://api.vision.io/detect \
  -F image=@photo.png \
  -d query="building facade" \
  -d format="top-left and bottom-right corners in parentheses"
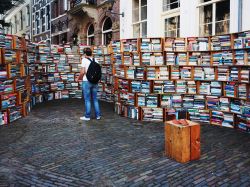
top-left (31, 0), bottom-right (51, 43)
top-left (3, 0), bottom-right (31, 39)
top-left (67, 0), bottom-right (120, 46)
top-left (120, 0), bottom-right (250, 39)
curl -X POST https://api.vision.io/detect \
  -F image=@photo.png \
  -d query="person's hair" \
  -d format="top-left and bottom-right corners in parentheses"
top-left (84, 47), bottom-right (92, 56)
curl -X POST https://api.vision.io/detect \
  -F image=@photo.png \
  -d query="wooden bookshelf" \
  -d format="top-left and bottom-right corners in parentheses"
top-left (1, 32), bottom-right (249, 132)
top-left (113, 32), bottom-right (250, 133)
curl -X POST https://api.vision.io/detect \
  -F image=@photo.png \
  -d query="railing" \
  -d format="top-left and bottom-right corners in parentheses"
top-left (70, 0), bottom-right (97, 9)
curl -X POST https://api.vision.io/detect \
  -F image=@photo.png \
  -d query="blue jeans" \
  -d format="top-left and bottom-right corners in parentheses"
top-left (82, 81), bottom-right (101, 118)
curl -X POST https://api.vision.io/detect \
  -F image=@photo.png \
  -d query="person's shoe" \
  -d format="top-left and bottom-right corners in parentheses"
top-left (80, 116), bottom-right (90, 121)
top-left (96, 116), bottom-right (101, 120)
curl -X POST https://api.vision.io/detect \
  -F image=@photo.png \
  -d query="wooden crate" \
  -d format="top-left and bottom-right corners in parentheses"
top-left (165, 120), bottom-right (200, 163)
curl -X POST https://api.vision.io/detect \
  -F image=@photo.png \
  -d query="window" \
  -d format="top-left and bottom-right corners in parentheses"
top-left (14, 16), bottom-right (17, 33)
top-left (165, 15), bottom-right (180, 37)
top-left (132, 0), bottom-right (147, 38)
top-left (46, 5), bottom-right (50, 30)
top-left (54, 1), bottom-right (58, 18)
top-left (36, 12), bottom-right (40, 34)
top-left (20, 11), bottom-right (23, 30)
top-left (61, 33), bottom-right (67, 44)
top-left (87, 24), bottom-right (95, 45)
top-left (10, 20), bottom-right (13, 34)
top-left (199, 0), bottom-right (230, 36)
top-left (163, 0), bottom-right (180, 12)
top-left (53, 35), bottom-right (59, 45)
top-left (27, 5), bottom-right (30, 26)
top-left (41, 9), bottom-right (45, 32)
top-left (64, 0), bottom-right (68, 11)
top-left (102, 17), bottom-right (112, 45)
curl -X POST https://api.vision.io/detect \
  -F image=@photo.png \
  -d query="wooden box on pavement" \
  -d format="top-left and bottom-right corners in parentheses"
top-left (165, 120), bottom-right (200, 163)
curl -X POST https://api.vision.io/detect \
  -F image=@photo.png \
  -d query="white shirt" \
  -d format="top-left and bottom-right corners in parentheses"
top-left (81, 57), bottom-right (98, 81)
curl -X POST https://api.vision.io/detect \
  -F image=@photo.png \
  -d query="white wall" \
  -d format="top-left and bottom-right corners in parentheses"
top-left (242, 0), bottom-right (250, 31)
top-left (230, 0), bottom-right (239, 33)
top-left (229, 0), bottom-right (250, 33)
top-left (147, 0), bottom-right (162, 37)
top-left (180, 0), bottom-right (198, 37)
top-left (120, 0), bottom-right (133, 39)
top-left (4, 0), bottom-right (30, 36)
top-left (120, 0), bottom-right (250, 39)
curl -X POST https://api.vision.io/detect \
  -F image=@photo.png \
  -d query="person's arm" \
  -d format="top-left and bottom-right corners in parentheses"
top-left (76, 57), bottom-right (86, 82)
top-left (76, 67), bottom-right (85, 82)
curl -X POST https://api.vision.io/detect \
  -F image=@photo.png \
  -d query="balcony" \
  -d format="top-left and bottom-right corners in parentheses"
top-left (69, 0), bottom-right (97, 13)
top-left (68, 0), bottom-right (98, 20)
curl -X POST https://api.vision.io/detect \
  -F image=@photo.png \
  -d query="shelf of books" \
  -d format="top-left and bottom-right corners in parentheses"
top-left (114, 32), bottom-right (250, 133)
top-left (1, 33), bottom-right (113, 125)
top-left (93, 45), bottom-right (114, 102)
top-left (1, 31), bottom-right (249, 133)
top-left (30, 43), bottom-right (113, 105)
top-left (0, 33), bottom-right (31, 125)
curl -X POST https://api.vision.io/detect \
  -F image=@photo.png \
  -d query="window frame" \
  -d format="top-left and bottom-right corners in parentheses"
top-left (132, 0), bottom-right (147, 38)
top-left (102, 17), bottom-right (112, 45)
top-left (198, 0), bottom-right (230, 36)
top-left (35, 11), bottom-right (40, 34)
top-left (87, 24), bottom-right (95, 46)
top-left (41, 8), bottom-right (46, 32)
top-left (64, 0), bottom-right (68, 11)
top-left (164, 15), bottom-right (180, 37)
top-left (20, 10), bottom-right (23, 31)
top-left (162, 0), bottom-right (180, 12)
top-left (14, 16), bottom-right (17, 33)
top-left (26, 5), bottom-right (30, 27)
top-left (46, 5), bottom-right (50, 31)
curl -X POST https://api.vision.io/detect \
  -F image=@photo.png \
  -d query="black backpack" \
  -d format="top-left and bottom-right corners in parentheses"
top-left (86, 58), bottom-right (102, 84)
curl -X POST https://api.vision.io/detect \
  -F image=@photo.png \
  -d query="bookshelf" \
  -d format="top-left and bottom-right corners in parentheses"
top-left (0, 34), bottom-right (31, 125)
top-left (114, 33), bottom-right (250, 133)
top-left (1, 31), bottom-right (249, 133)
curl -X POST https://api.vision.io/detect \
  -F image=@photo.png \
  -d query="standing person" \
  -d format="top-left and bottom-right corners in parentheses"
top-left (76, 47), bottom-right (101, 120)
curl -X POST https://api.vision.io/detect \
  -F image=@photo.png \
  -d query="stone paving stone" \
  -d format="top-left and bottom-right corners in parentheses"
top-left (0, 99), bottom-right (249, 186)
top-left (181, 178), bottom-right (194, 186)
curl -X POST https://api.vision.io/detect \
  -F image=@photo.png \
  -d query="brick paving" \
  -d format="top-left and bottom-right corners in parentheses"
top-left (0, 99), bottom-right (250, 186)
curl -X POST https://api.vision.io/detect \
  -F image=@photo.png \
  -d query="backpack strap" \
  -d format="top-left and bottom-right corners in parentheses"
top-left (86, 57), bottom-right (95, 63)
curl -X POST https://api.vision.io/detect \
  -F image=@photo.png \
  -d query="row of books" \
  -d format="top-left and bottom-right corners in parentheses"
top-left (116, 92), bottom-right (249, 112)
top-left (116, 80), bottom-right (249, 99)
top-left (114, 102), bottom-right (249, 131)
top-left (112, 51), bottom-right (250, 66)
top-left (114, 66), bottom-right (250, 83)
top-left (2, 32), bottom-right (250, 54)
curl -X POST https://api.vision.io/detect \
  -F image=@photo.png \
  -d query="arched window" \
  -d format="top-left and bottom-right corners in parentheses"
top-left (87, 24), bottom-right (95, 45)
top-left (102, 17), bottom-right (112, 45)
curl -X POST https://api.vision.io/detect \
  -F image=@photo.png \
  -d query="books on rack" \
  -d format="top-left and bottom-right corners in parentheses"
top-left (122, 39), bottom-right (138, 52)
top-left (173, 38), bottom-right (186, 51)
top-left (211, 35), bottom-right (231, 50)
top-left (166, 52), bottom-right (175, 65)
top-left (161, 95), bottom-right (172, 108)
top-left (187, 37), bottom-right (209, 51)
top-left (158, 67), bottom-right (169, 80)
top-left (240, 68), bottom-right (250, 83)
top-left (222, 112), bottom-right (235, 128)
top-left (142, 107), bottom-right (163, 121)
top-left (0, 111), bottom-right (8, 125)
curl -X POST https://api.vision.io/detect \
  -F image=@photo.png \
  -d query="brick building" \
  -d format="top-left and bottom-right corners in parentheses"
top-left (66, 0), bottom-right (120, 46)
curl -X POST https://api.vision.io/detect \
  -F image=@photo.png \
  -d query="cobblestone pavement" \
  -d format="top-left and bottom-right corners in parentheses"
top-left (0, 99), bottom-right (250, 187)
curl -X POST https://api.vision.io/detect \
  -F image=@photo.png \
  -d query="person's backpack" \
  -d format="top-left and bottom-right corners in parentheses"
top-left (86, 58), bottom-right (102, 84)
